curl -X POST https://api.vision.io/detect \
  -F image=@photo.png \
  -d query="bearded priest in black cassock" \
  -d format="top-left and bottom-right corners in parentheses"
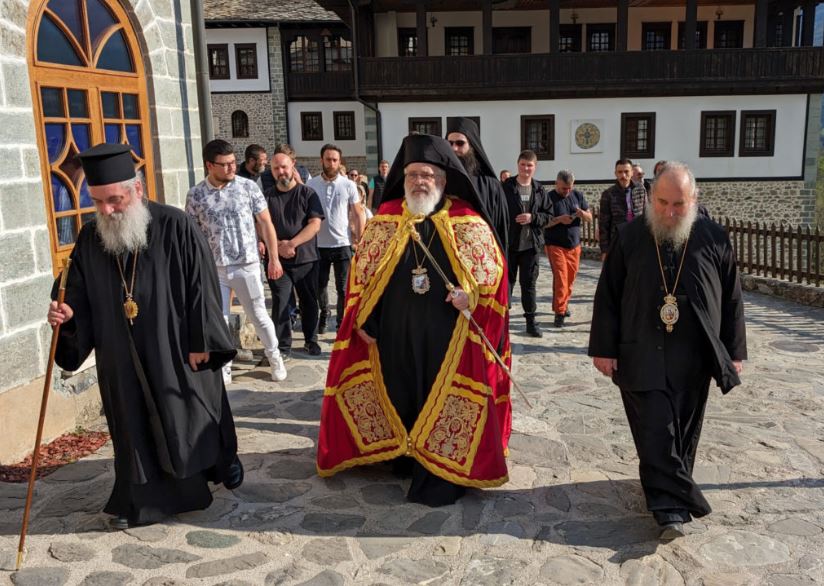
top-left (47, 144), bottom-right (243, 529)
top-left (588, 161), bottom-right (747, 541)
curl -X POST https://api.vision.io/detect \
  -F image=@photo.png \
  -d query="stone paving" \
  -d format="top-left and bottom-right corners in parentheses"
top-left (1, 258), bottom-right (823, 585)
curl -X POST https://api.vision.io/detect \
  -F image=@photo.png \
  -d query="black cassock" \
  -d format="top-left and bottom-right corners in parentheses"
top-left (470, 174), bottom-right (510, 258)
top-left (54, 201), bottom-right (238, 524)
top-left (588, 216), bottom-right (747, 522)
top-left (360, 215), bottom-right (465, 506)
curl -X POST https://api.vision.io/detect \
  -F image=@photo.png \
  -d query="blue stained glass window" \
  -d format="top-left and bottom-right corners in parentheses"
top-left (41, 88), bottom-right (63, 117)
top-left (125, 125), bottom-right (142, 156)
top-left (122, 94), bottom-right (139, 119)
top-left (105, 123), bottom-right (120, 144)
top-left (51, 174), bottom-right (74, 212)
top-left (45, 123), bottom-right (66, 163)
top-left (72, 124), bottom-right (90, 152)
top-left (47, 0), bottom-right (85, 50)
top-left (55, 216), bottom-right (77, 246)
top-left (79, 179), bottom-right (92, 208)
top-left (67, 89), bottom-right (88, 118)
top-left (97, 30), bottom-right (134, 72)
top-left (37, 15), bottom-right (82, 66)
top-left (86, 0), bottom-right (116, 49)
top-left (102, 92), bottom-right (119, 118)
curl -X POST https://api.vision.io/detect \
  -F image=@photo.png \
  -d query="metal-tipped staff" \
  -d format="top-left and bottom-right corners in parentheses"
top-left (17, 258), bottom-right (72, 570)
top-left (407, 218), bottom-right (532, 409)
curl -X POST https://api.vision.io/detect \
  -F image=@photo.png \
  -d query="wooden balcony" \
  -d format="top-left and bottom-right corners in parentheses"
top-left (357, 47), bottom-right (824, 101)
top-left (287, 71), bottom-right (354, 100)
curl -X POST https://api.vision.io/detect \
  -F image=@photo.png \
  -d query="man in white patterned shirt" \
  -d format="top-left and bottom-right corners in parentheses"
top-left (186, 139), bottom-right (287, 382)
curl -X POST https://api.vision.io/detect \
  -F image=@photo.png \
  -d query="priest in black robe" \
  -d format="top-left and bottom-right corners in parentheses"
top-left (588, 161), bottom-right (747, 540)
top-left (446, 117), bottom-right (510, 256)
top-left (47, 144), bottom-right (242, 529)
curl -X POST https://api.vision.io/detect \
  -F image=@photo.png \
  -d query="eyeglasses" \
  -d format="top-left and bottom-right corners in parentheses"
top-left (405, 171), bottom-right (439, 182)
top-left (210, 160), bottom-right (236, 169)
top-left (448, 140), bottom-right (467, 147)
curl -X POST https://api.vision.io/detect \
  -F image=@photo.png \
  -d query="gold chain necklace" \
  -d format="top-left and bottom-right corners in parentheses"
top-left (115, 251), bottom-right (140, 325)
top-left (410, 224), bottom-right (438, 295)
top-left (654, 236), bottom-right (689, 333)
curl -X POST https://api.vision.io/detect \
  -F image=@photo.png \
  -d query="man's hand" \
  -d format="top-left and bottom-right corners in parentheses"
top-left (356, 328), bottom-right (376, 345)
top-left (733, 360), bottom-right (743, 375)
top-left (258, 241), bottom-right (266, 257)
top-left (278, 240), bottom-right (297, 259)
top-left (267, 257), bottom-right (284, 280)
top-left (600, 252), bottom-right (607, 262)
top-left (559, 214), bottom-right (574, 225)
top-left (592, 357), bottom-right (617, 377)
top-left (47, 301), bottom-right (74, 326)
top-left (188, 352), bottom-right (210, 371)
top-left (447, 288), bottom-right (469, 312)
top-left (515, 213), bottom-right (532, 225)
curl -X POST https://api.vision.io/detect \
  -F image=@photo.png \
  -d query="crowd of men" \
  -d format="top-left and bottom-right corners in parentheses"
top-left (46, 125), bottom-right (745, 542)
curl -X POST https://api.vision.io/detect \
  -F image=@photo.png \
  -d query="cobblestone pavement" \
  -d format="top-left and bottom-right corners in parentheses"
top-left (1, 258), bottom-right (823, 585)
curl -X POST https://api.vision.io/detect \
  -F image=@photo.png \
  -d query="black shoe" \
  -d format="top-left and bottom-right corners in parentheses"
top-left (564, 309), bottom-right (571, 317)
top-left (224, 456), bottom-right (244, 490)
top-left (554, 314), bottom-right (565, 327)
top-left (303, 342), bottom-right (322, 356)
top-left (109, 516), bottom-right (129, 530)
top-left (659, 522), bottom-right (685, 541)
top-left (525, 318), bottom-right (542, 338)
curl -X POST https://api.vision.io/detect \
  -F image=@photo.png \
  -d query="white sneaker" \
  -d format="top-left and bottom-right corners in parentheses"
top-left (270, 353), bottom-right (287, 382)
top-left (222, 363), bottom-right (232, 385)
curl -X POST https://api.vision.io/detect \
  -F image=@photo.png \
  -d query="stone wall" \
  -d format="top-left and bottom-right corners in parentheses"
top-left (0, 0), bottom-right (203, 460)
top-left (212, 93), bottom-right (276, 159)
top-left (574, 180), bottom-right (817, 226)
top-left (267, 27), bottom-right (288, 146)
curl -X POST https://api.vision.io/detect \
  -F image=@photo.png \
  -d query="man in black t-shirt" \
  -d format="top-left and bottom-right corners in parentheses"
top-left (264, 152), bottom-right (326, 356)
top-left (368, 159), bottom-right (389, 211)
top-left (543, 169), bottom-right (592, 327)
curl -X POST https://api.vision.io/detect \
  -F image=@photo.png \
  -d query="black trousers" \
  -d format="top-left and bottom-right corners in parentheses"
top-left (507, 247), bottom-right (539, 317)
top-left (268, 261), bottom-right (320, 352)
top-left (620, 383), bottom-right (712, 523)
top-left (318, 246), bottom-right (351, 326)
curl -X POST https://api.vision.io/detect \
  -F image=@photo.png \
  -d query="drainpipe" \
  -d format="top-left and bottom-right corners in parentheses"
top-left (348, 0), bottom-right (382, 165)
top-left (191, 0), bottom-right (213, 146)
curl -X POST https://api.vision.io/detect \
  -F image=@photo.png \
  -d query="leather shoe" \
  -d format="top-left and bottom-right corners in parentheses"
top-left (564, 309), bottom-right (571, 317)
top-left (224, 456), bottom-right (244, 490)
top-left (554, 314), bottom-right (565, 327)
top-left (109, 515), bottom-right (129, 530)
top-left (659, 522), bottom-right (685, 541)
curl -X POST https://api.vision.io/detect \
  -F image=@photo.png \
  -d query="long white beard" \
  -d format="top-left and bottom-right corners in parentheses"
top-left (96, 198), bottom-right (151, 255)
top-left (404, 185), bottom-right (443, 217)
top-left (645, 201), bottom-right (698, 251)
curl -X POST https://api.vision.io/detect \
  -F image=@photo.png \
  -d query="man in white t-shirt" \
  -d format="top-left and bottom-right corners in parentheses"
top-left (306, 144), bottom-right (365, 333)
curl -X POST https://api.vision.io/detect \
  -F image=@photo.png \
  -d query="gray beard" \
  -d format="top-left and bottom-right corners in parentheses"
top-left (645, 202), bottom-right (698, 251)
top-left (404, 185), bottom-right (443, 217)
top-left (96, 198), bottom-right (151, 255)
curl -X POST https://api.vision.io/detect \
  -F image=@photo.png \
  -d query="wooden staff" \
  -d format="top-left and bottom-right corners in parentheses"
top-left (16, 258), bottom-right (72, 570)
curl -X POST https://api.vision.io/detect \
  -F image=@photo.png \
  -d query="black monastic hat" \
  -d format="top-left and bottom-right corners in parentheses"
top-left (445, 117), bottom-right (497, 179)
top-left (381, 134), bottom-right (492, 225)
top-left (77, 143), bottom-right (136, 186)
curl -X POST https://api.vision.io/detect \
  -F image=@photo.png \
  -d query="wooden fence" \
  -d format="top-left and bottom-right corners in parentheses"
top-left (580, 210), bottom-right (823, 287)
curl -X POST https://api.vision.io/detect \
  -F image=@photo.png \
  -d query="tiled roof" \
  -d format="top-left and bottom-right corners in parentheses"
top-left (204, 0), bottom-right (341, 23)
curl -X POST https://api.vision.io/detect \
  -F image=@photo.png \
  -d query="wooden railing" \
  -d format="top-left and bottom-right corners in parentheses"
top-left (358, 47), bottom-right (824, 100)
top-left (580, 210), bottom-right (823, 287)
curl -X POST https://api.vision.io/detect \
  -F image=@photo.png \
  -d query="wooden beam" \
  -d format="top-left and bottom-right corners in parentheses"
top-left (685, 0), bottom-right (698, 49)
top-left (549, 0), bottom-right (560, 53)
top-left (416, 2), bottom-right (428, 57)
top-left (754, 0), bottom-right (768, 47)
top-left (483, 0), bottom-right (492, 55)
top-left (801, 0), bottom-right (815, 46)
top-left (617, 0), bottom-right (628, 51)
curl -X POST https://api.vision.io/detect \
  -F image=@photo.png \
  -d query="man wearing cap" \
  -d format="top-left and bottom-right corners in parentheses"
top-left (46, 144), bottom-right (243, 529)
top-left (446, 117), bottom-right (509, 255)
top-left (317, 135), bottom-right (512, 506)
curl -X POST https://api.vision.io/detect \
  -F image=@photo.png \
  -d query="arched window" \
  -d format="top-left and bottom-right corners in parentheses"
top-left (289, 36), bottom-right (320, 73)
top-left (28, 0), bottom-right (155, 272)
top-left (231, 111), bottom-right (249, 138)
top-left (324, 35), bottom-right (352, 72)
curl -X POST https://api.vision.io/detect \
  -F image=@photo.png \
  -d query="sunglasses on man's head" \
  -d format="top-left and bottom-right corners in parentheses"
top-left (448, 140), bottom-right (467, 147)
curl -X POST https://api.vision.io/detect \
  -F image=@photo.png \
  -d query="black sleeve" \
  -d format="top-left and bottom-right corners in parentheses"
top-left (53, 239), bottom-right (95, 371)
top-left (718, 236), bottom-right (747, 361)
top-left (305, 188), bottom-right (325, 221)
top-left (531, 186), bottom-right (552, 229)
top-left (588, 231), bottom-right (627, 358)
top-left (598, 189), bottom-right (611, 254)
